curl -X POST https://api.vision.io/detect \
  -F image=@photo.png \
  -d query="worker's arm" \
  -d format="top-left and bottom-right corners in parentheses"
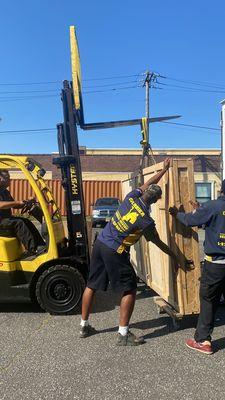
top-left (0, 201), bottom-right (24, 210)
top-left (138, 158), bottom-right (170, 192)
top-left (169, 204), bottom-right (213, 227)
top-left (144, 227), bottom-right (177, 260)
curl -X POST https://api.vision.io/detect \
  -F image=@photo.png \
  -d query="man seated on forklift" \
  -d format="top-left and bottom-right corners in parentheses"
top-left (80, 158), bottom-right (178, 346)
top-left (0, 169), bottom-right (45, 257)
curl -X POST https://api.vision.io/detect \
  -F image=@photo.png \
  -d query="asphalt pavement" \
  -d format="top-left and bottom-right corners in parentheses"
top-left (0, 282), bottom-right (225, 400)
top-left (1, 228), bottom-right (225, 399)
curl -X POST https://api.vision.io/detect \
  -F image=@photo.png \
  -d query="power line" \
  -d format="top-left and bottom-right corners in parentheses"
top-left (0, 84), bottom-right (141, 102)
top-left (1, 70), bottom-right (225, 103)
top-left (83, 85), bottom-right (140, 94)
top-left (83, 80), bottom-right (142, 89)
top-left (83, 74), bottom-right (142, 81)
top-left (0, 81), bottom-right (61, 86)
top-left (1, 71), bottom-right (225, 90)
top-left (0, 73), bottom-right (143, 87)
top-left (0, 122), bottom-right (220, 136)
top-left (0, 94), bottom-right (60, 103)
top-left (160, 121), bottom-right (220, 131)
top-left (0, 128), bottom-right (55, 135)
top-left (0, 89), bottom-right (60, 94)
top-left (0, 133), bottom-right (52, 137)
top-left (0, 80), bottom-right (142, 94)
top-left (162, 75), bottom-right (225, 90)
top-left (157, 81), bottom-right (225, 94)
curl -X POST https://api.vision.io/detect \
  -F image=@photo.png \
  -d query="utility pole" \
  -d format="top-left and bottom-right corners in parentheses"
top-left (220, 99), bottom-right (225, 179)
top-left (145, 71), bottom-right (151, 156)
top-left (141, 71), bottom-right (156, 169)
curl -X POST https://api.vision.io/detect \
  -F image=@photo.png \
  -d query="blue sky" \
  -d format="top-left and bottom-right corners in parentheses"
top-left (0, 0), bottom-right (224, 153)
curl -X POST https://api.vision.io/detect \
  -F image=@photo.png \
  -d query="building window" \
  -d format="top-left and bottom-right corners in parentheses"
top-left (195, 183), bottom-right (212, 204)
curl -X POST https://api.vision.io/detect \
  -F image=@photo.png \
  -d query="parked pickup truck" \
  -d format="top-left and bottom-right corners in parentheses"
top-left (92, 197), bottom-right (120, 227)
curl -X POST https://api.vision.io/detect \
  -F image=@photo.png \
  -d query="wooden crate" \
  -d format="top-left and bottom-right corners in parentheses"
top-left (122, 159), bottom-right (201, 317)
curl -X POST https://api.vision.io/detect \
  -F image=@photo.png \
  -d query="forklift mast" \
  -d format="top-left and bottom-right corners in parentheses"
top-left (53, 80), bottom-right (89, 265)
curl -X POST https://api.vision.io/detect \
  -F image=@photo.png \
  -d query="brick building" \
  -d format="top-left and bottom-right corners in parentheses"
top-left (8, 147), bottom-right (222, 205)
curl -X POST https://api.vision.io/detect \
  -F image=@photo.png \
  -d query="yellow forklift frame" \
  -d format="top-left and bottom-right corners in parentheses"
top-left (0, 156), bottom-right (86, 313)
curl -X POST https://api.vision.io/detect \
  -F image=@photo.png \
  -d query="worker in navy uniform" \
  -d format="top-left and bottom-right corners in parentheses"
top-left (0, 170), bottom-right (45, 257)
top-left (169, 180), bottom-right (225, 355)
top-left (80, 158), bottom-right (178, 346)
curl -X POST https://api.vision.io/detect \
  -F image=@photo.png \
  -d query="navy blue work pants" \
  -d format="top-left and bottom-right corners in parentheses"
top-left (195, 260), bottom-right (225, 342)
top-left (0, 216), bottom-right (45, 252)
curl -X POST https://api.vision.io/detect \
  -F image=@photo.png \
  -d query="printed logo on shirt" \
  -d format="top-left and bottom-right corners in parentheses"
top-left (128, 198), bottom-right (145, 217)
top-left (111, 197), bottom-right (145, 234)
top-left (122, 210), bottom-right (139, 224)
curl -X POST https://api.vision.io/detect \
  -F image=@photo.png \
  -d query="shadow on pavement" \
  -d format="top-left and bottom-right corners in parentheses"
top-left (130, 307), bottom-right (225, 341)
top-left (0, 286), bottom-right (122, 315)
top-left (0, 303), bottom-right (43, 313)
top-left (94, 315), bottom-right (196, 337)
top-left (131, 316), bottom-right (171, 338)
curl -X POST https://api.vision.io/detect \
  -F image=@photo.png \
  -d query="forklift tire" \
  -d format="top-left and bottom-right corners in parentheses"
top-left (35, 264), bottom-right (85, 315)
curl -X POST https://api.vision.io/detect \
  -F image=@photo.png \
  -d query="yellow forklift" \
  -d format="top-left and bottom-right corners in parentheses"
top-left (0, 73), bottom-right (91, 314)
top-left (0, 154), bottom-right (88, 314)
top-left (0, 30), bottom-right (91, 314)
top-left (0, 27), bottom-right (180, 314)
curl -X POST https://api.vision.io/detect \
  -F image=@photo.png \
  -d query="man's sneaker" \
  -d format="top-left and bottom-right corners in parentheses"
top-left (186, 338), bottom-right (213, 355)
top-left (79, 324), bottom-right (97, 338)
top-left (116, 330), bottom-right (145, 346)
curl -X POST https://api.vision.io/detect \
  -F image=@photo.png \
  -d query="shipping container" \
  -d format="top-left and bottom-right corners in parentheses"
top-left (10, 179), bottom-right (122, 217)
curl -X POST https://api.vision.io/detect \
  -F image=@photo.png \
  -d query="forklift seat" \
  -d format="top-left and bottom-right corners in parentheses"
top-left (0, 228), bottom-right (15, 237)
top-left (0, 236), bottom-right (23, 262)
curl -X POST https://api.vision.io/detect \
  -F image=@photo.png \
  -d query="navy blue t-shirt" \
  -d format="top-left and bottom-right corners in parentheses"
top-left (98, 188), bottom-right (155, 253)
